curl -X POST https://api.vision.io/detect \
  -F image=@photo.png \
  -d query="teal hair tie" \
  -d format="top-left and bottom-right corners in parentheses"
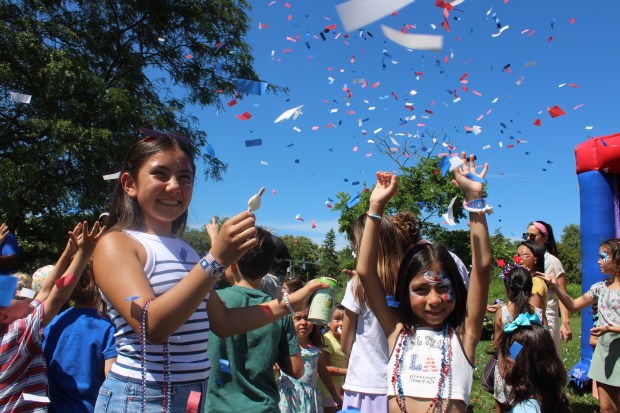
top-left (504, 312), bottom-right (542, 333)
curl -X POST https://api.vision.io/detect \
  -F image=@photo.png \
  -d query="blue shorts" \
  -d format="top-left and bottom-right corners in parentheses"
top-left (94, 373), bottom-right (207, 413)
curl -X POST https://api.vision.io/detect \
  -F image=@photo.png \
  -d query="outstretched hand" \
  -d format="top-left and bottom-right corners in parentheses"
top-left (210, 211), bottom-right (257, 268)
top-left (70, 221), bottom-right (104, 255)
top-left (453, 152), bottom-right (488, 198)
top-left (205, 217), bottom-right (220, 246)
top-left (369, 171), bottom-right (398, 209)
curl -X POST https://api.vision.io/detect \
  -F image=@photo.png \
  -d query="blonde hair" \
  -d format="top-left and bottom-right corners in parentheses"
top-left (349, 213), bottom-right (404, 306)
top-left (14, 272), bottom-right (32, 290)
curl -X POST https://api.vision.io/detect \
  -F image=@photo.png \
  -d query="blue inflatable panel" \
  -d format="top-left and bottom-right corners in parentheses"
top-left (577, 171), bottom-right (618, 361)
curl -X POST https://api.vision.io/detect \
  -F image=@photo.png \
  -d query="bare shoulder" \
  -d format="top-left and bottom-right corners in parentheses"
top-left (95, 231), bottom-right (144, 261)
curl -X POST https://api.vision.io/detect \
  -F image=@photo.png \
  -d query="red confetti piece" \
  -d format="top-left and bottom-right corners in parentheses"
top-left (371, 81), bottom-right (380, 88)
top-left (506, 145), bottom-right (514, 148)
top-left (570, 17), bottom-right (575, 24)
top-left (186, 54), bottom-right (193, 59)
top-left (472, 90), bottom-right (482, 96)
top-left (425, 109), bottom-right (433, 114)
top-left (236, 112), bottom-right (252, 121)
top-left (55, 273), bottom-right (76, 288)
top-left (283, 49), bottom-right (292, 53)
top-left (568, 83), bottom-right (579, 88)
top-left (325, 24), bottom-right (337, 31)
top-left (547, 36), bottom-right (553, 42)
top-left (533, 119), bottom-right (542, 126)
top-left (311, 219), bottom-right (316, 229)
top-left (548, 105), bottom-right (566, 118)
top-left (460, 72), bottom-right (469, 81)
top-left (391, 92), bottom-right (398, 101)
top-left (227, 99), bottom-right (237, 107)
top-left (285, 2), bottom-right (291, 8)
top-left (415, 71), bottom-right (424, 76)
top-left (259, 23), bottom-right (269, 29)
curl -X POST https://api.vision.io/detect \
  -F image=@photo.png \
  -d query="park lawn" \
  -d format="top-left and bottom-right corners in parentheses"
top-left (469, 313), bottom-right (599, 412)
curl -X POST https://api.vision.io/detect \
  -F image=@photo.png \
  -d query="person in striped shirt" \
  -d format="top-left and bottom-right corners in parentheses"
top-left (0, 221), bottom-right (103, 412)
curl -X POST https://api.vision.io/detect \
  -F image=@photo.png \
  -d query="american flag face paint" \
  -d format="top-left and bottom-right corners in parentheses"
top-left (409, 270), bottom-right (455, 303)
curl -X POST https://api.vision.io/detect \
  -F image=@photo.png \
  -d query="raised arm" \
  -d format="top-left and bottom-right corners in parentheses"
top-left (539, 272), bottom-right (594, 312)
top-left (35, 222), bottom-right (82, 302)
top-left (355, 171), bottom-right (400, 340)
top-left (43, 221), bottom-right (103, 326)
top-left (455, 153), bottom-right (492, 360)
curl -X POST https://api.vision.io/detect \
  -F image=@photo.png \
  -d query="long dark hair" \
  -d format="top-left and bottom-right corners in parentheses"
top-left (528, 221), bottom-right (558, 257)
top-left (105, 134), bottom-right (196, 235)
top-left (503, 266), bottom-right (533, 316)
top-left (395, 243), bottom-right (467, 330)
top-left (497, 324), bottom-right (570, 413)
top-left (519, 241), bottom-right (545, 273)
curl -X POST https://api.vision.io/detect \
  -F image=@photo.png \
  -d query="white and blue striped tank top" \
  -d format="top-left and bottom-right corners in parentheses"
top-left (103, 230), bottom-right (210, 384)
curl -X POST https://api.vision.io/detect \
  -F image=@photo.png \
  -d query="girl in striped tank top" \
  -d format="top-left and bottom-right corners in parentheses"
top-left (93, 130), bottom-right (329, 413)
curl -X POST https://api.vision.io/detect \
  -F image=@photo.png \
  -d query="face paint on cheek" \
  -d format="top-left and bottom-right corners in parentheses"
top-left (601, 251), bottom-right (610, 263)
top-left (440, 284), bottom-right (456, 303)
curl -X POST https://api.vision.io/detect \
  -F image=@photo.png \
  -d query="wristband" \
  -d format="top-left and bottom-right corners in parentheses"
top-left (366, 211), bottom-right (383, 220)
top-left (463, 198), bottom-right (493, 215)
top-left (283, 291), bottom-right (296, 316)
top-left (199, 252), bottom-right (226, 280)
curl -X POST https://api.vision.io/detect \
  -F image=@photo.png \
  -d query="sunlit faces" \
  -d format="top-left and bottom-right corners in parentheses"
top-left (126, 148), bottom-right (194, 234)
top-left (408, 268), bottom-right (456, 328)
top-left (329, 308), bottom-right (344, 340)
top-left (598, 248), bottom-right (614, 275)
top-left (516, 245), bottom-right (537, 272)
top-left (292, 309), bottom-right (313, 339)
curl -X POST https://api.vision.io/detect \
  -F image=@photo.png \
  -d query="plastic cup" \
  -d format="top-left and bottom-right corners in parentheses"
top-left (308, 277), bottom-right (337, 326)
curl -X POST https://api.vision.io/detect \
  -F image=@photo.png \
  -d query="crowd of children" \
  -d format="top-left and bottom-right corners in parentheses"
top-left (1, 142), bottom-right (619, 413)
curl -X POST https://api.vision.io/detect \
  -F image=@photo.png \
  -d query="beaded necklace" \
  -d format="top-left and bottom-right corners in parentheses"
top-left (140, 300), bottom-right (171, 413)
top-left (391, 324), bottom-right (454, 413)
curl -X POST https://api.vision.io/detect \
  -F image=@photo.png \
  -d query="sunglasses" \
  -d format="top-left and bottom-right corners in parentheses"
top-left (137, 127), bottom-right (192, 146)
top-left (521, 233), bottom-right (537, 241)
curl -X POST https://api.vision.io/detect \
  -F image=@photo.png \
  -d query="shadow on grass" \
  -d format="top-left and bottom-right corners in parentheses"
top-left (569, 401), bottom-right (599, 413)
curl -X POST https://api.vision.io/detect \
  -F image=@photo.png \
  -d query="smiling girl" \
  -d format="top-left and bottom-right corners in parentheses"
top-left (93, 131), bottom-right (327, 413)
top-left (355, 153), bottom-right (492, 413)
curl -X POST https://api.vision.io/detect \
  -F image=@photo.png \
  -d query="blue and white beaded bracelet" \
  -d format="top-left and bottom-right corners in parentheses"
top-left (200, 252), bottom-right (226, 280)
top-left (463, 198), bottom-right (493, 215)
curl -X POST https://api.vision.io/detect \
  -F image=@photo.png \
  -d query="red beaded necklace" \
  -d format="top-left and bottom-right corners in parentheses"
top-left (391, 325), bottom-right (454, 413)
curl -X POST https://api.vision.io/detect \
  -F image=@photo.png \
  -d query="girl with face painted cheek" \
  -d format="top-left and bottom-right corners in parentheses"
top-left (540, 238), bottom-right (620, 413)
top-left (525, 220), bottom-right (573, 356)
top-left (355, 152), bottom-right (493, 413)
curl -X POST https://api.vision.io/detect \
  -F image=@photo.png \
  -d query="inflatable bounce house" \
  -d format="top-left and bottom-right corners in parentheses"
top-left (572, 132), bottom-right (620, 387)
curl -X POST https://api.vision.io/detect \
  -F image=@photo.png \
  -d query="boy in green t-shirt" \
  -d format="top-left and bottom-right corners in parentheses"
top-left (205, 229), bottom-right (303, 412)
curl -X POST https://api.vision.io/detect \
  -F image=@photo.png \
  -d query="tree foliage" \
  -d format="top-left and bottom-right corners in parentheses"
top-left (0, 0), bottom-right (261, 270)
top-left (182, 227), bottom-right (211, 257)
top-left (557, 224), bottom-right (581, 283)
top-left (318, 228), bottom-right (339, 278)
top-left (333, 132), bottom-right (476, 245)
top-left (281, 235), bottom-right (319, 282)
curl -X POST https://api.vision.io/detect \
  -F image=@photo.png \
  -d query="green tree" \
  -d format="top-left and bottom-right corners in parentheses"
top-left (182, 227), bottom-right (211, 257)
top-left (333, 132), bottom-right (472, 243)
top-left (426, 227), bottom-right (471, 268)
top-left (557, 224), bottom-right (581, 283)
top-left (318, 228), bottom-right (339, 278)
top-left (281, 235), bottom-right (319, 282)
top-left (0, 0), bottom-right (262, 271)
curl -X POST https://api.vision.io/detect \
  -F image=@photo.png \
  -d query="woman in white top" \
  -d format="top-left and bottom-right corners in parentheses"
top-left (524, 221), bottom-right (572, 355)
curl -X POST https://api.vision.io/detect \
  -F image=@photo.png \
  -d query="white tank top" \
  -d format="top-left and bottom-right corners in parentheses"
top-left (386, 326), bottom-right (474, 404)
top-left (104, 230), bottom-right (210, 384)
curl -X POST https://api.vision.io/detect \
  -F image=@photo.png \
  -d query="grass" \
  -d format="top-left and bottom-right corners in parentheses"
top-left (470, 281), bottom-right (599, 412)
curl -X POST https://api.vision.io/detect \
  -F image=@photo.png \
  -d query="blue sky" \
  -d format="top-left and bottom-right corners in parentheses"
top-left (185, 0), bottom-right (620, 249)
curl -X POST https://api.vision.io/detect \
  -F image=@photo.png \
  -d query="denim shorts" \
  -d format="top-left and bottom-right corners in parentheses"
top-left (94, 373), bottom-right (207, 413)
